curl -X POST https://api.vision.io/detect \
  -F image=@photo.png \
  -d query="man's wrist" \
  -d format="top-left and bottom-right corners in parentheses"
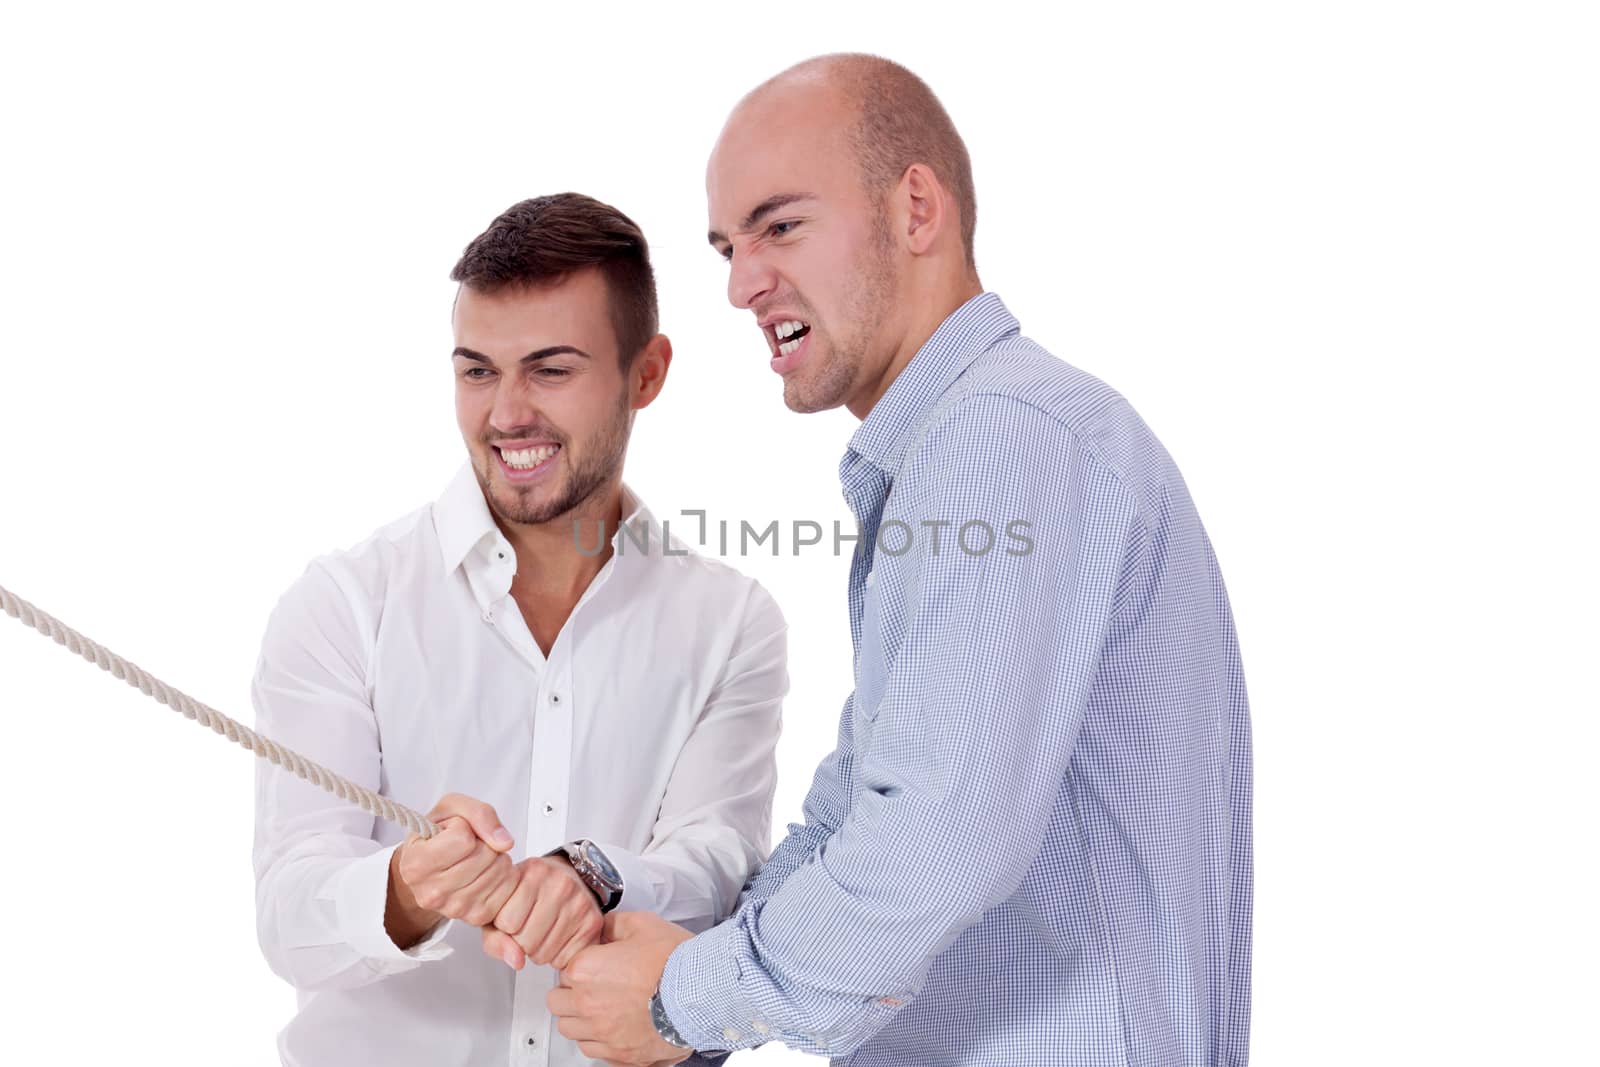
top-left (547, 839), bottom-right (624, 913)
top-left (384, 844), bottom-right (441, 948)
top-left (650, 987), bottom-right (694, 1050)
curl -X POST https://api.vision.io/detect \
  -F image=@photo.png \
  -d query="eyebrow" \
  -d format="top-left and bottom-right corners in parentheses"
top-left (707, 192), bottom-right (817, 248)
top-left (451, 345), bottom-right (593, 364)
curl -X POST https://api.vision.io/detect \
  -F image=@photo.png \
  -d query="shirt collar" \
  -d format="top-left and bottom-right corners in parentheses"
top-left (435, 463), bottom-right (500, 576)
top-left (432, 462), bottom-right (654, 579)
top-left (844, 291), bottom-right (1019, 477)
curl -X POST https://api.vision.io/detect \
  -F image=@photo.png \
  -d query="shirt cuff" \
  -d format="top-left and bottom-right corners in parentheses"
top-left (329, 843), bottom-right (455, 965)
top-left (598, 842), bottom-right (660, 915)
top-left (658, 912), bottom-right (774, 1053)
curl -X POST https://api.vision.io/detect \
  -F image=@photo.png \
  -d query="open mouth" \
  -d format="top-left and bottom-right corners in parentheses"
top-left (767, 318), bottom-right (812, 356)
top-left (494, 443), bottom-right (561, 478)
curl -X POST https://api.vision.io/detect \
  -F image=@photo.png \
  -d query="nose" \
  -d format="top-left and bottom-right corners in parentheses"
top-left (488, 372), bottom-right (534, 434)
top-left (727, 247), bottom-right (778, 310)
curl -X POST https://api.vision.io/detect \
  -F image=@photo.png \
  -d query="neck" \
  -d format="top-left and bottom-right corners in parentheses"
top-left (846, 269), bottom-right (983, 420)
top-left (496, 480), bottom-right (625, 599)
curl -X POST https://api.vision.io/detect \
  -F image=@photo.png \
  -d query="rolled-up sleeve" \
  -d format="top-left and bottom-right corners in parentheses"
top-left (660, 396), bottom-right (1142, 1055)
top-left (252, 560), bottom-right (453, 992)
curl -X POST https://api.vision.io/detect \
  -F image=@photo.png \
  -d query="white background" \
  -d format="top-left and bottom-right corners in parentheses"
top-left (1, 2), bottom-right (1594, 1063)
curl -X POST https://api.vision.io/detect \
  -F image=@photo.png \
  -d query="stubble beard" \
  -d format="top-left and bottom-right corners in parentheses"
top-left (784, 215), bottom-right (898, 414)
top-left (476, 390), bottom-right (632, 528)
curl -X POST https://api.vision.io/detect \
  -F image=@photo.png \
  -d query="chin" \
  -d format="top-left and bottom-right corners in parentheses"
top-left (783, 388), bottom-right (832, 415)
top-left (784, 359), bottom-right (852, 414)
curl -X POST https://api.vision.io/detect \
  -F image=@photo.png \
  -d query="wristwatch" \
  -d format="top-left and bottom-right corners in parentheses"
top-left (548, 839), bottom-right (624, 913)
top-left (649, 988), bottom-right (692, 1050)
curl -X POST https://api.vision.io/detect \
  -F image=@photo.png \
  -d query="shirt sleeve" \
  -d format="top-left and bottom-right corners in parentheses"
top-left (252, 559), bottom-right (454, 992)
top-left (659, 395), bottom-right (1143, 1056)
top-left (737, 690), bottom-right (858, 911)
top-left (596, 579), bottom-right (788, 931)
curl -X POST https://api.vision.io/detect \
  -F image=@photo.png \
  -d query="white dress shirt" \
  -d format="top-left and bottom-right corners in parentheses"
top-left (252, 464), bottom-right (786, 1067)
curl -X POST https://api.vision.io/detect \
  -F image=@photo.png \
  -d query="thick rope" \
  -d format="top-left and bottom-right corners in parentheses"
top-left (0, 582), bottom-right (438, 838)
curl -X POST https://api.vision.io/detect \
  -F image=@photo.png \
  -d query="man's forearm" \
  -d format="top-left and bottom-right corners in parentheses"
top-left (384, 846), bottom-right (442, 949)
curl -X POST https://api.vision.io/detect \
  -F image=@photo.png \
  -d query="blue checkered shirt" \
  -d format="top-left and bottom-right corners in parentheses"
top-left (661, 293), bottom-right (1252, 1066)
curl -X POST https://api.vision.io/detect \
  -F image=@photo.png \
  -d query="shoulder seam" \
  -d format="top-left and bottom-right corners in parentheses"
top-left (914, 383), bottom-right (1156, 537)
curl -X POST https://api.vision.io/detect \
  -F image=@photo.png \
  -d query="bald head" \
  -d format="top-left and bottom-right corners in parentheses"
top-left (706, 55), bottom-right (983, 417)
top-left (739, 54), bottom-right (978, 269)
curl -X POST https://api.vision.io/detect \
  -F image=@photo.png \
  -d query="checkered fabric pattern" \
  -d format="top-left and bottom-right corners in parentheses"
top-left (661, 293), bottom-right (1252, 1066)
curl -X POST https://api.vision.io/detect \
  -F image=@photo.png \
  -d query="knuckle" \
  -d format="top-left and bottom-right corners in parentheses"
top-left (427, 797), bottom-right (459, 822)
top-left (493, 901), bottom-right (523, 932)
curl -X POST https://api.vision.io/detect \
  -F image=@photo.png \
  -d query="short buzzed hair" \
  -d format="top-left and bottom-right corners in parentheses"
top-left (786, 54), bottom-right (978, 270)
top-left (451, 193), bottom-right (658, 367)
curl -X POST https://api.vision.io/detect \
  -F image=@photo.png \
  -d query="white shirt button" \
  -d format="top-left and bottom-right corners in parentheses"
top-left (543, 803), bottom-right (556, 816)
top-left (723, 1027), bottom-right (741, 1043)
top-left (752, 1021), bottom-right (771, 1036)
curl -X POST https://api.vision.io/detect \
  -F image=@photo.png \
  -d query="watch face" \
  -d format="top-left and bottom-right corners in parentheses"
top-left (582, 842), bottom-right (621, 885)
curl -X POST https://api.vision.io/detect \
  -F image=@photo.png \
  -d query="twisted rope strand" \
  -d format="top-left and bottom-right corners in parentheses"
top-left (0, 582), bottom-right (437, 838)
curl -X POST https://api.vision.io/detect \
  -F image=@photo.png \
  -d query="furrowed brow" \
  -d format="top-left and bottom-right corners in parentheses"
top-left (708, 192), bottom-right (817, 249)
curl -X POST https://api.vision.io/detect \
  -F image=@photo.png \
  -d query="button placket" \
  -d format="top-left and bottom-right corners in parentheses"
top-left (525, 664), bottom-right (572, 857)
top-left (507, 978), bottom-right (551, 1067)
top-left (538, 680), bottom-right (566, 819)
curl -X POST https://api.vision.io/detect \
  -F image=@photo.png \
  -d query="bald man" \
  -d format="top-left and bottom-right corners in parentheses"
top-left (547, 54), bottom-right (1253, 1067)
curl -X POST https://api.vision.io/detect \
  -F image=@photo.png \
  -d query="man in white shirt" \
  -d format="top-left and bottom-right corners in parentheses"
top-left (252, 193), bottom-right (787, 1067)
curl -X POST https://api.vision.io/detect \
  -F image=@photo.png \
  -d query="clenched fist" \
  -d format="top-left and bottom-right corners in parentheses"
top-left (480, 855), bottom-right (603, 970)
top-left (385, 793), bottom-right (519, 949)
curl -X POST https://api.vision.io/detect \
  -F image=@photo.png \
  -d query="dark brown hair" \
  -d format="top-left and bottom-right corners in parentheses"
top-left (451, 194), bottom-right (658, 366)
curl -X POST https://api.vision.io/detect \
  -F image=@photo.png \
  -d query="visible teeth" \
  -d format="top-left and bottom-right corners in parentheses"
top-left (774, 319), bottom-right (807, 340)
top-left (500, 444), bottom-right (558, 469)
top-left (778, 337), bottom-right (802, 356)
